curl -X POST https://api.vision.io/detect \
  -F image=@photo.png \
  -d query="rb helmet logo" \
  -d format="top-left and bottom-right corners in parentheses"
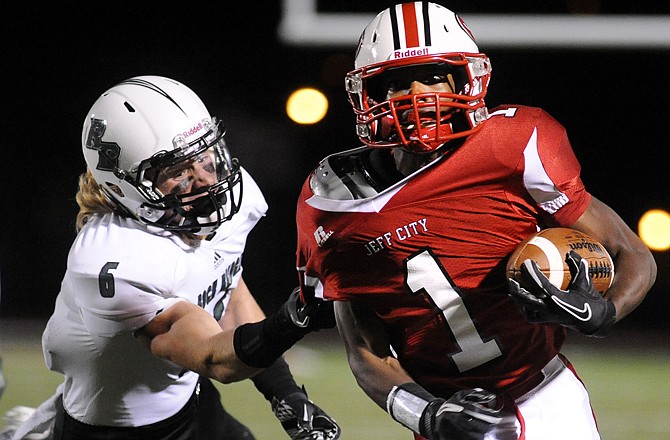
top-left (85, 118), bottom-right (121, 172)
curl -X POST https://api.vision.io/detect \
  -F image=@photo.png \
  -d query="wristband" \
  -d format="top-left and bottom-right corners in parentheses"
top-left (589, 299), bottom-right (617, 337)
top-left (386, 382), bottom-right (436, 434)
top-left (233, 307), bottom-right (308, 368)
top-left (233, 322), bottom-right (292, 368)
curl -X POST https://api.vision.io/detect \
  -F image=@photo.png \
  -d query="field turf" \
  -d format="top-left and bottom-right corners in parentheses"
top-left (1, 321), bottom-right (668, 439)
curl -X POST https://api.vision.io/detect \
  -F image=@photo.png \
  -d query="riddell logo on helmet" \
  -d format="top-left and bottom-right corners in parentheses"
top-left (393, 47), bottom-right (429, 59)
top-left (183, 123), bottom-right (203, 139)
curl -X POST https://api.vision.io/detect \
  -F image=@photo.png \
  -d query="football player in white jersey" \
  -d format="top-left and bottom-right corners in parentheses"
top-left (5, 76), bottom-right (339, 440)
top-left (295, 2), bottom-right (656, 440)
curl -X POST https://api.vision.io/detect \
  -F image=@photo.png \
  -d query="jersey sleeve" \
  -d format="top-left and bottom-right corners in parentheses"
top-left (67, 222), bottom-right (188, 337)
top-left (69, 267), bottom-right (184, 338)
top-left (296, 175), bottom-right (343, 302)
top-left (296, 177), bottom-right (320, 300)
top-left (522, 109), bottom-right (591, 225)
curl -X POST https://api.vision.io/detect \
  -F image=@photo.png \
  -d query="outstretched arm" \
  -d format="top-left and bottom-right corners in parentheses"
top-left (141, 301), bottom-right (258, 383)
top-left (138, 286), bottom-right (335, 384)
top-left (224, 279), bottom-right (341, 439)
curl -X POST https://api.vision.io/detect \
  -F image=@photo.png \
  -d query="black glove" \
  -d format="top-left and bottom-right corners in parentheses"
top-left (283, 287), bottom-right (336, 332)
top-left (271, 386), bottom-right (341, 440)
top-left (508, 250), bottom-right (616, 337)
top-left (234, 288), bottom-right (336, 368)
top-left (421, 388), bottom-right (513, 440)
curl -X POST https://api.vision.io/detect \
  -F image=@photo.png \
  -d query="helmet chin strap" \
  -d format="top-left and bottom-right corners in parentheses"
top-left (401, 106), bottom-right (472, 152)
top-left (188, 192), bottom-right (223, 217)
top-left (139, 191), bottom-right (223, 234)
top-left (391, 147), bottom-right (438, 176)
top-left (394, 134), bottom-right (465, 174)
top-left (133, 156), bottom-right (242, 234)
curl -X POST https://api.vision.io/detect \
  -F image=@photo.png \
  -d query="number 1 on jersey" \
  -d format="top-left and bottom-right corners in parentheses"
top-left (405, 249), bottom-right (502, 372)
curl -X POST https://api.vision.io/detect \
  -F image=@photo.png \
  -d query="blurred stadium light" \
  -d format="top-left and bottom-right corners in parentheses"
top-left (286, 87), bottom-right (329, 124)
top-left (279, 0), bottom-right (670, 48)
top-left (639, 209), bottom-right (670, 251)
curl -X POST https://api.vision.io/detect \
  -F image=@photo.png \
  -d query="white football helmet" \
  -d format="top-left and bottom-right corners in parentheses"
top-left (345, 2), bottom-right (492, 153)
top-left (82, 76), bottom-right (242, 235)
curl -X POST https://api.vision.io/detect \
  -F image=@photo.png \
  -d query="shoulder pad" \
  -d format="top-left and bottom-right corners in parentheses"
top-left (309, 148), bottom-right (379, 200)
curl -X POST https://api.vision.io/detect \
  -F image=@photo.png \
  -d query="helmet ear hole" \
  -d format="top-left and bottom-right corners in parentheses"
top-left (105, 183), bottom-right (124, 198)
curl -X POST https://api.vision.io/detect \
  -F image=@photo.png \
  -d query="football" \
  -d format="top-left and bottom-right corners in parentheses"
top-left (506, 227), bottom-right (614, 294)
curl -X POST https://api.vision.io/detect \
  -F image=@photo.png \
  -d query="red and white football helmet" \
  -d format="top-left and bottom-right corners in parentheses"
top-left (81, 76), bottom-right (242, 235)
top-left (345, 2), bottom-right (491, 153)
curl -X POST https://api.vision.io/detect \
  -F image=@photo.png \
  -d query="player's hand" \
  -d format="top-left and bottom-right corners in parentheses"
top-left (421, 388), bottom-right (513, 440)
top-left (508, 250), bottom-right (616, 337)
top-left (233, 289), bottom-right (336, 368)
top-left (142, 301), bottom-right (230, 376)
top-left (272, 387), bottom-right (341, 440)
top-left (283, 288), bottom-right (336, 332)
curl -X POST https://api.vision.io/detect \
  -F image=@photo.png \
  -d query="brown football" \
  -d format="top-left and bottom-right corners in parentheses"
top-left (506, 227), bottom-right (614, 294)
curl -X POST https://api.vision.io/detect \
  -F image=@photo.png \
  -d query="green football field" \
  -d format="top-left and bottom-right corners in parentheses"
top-left (1, 322), bottom-right (669, 439)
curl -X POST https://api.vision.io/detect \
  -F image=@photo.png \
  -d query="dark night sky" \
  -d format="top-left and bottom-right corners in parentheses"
top-left (1, 2), bottom-right (668, 329)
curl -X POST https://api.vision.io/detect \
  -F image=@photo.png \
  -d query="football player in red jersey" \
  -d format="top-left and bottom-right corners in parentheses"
top-left (295, 2), bottom-right (656, 439)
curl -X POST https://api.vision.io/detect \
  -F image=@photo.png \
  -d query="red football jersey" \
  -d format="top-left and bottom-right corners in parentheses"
top-left (296, 106), bottom-right (591, 397)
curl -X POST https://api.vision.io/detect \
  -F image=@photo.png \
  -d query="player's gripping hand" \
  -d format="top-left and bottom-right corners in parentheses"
top-left (283, 287), bottom-right (336, 332)
top-left (508, 250), bottom-right (616, 337)
top-left (234, 288), bottom-right (336, 368)
top-left (388, 383), bottom-right (516, 440)
top-left (421, 388), bottom-right (512, 440)
top-left (272, 387), bottom-right (341, 440)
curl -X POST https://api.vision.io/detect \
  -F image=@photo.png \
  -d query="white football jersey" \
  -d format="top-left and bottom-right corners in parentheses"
top-left (41, 167), bottom-right (268, 426)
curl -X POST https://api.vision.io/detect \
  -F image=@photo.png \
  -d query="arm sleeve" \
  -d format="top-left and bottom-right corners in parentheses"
top-left (522, 110), bottom-right (591, 225)
top-left (251, 356), bottom-right (301, 402)
top-left (67, 244), bottom-right (185, 337)
top-left (74, 272), bottom-right (184, 337)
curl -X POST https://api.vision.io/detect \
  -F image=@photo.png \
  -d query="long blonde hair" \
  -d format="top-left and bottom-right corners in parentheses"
top-left (75, 169), bottom-right (200, 246)
top-left (75, 169), bottom-right (118, 231)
